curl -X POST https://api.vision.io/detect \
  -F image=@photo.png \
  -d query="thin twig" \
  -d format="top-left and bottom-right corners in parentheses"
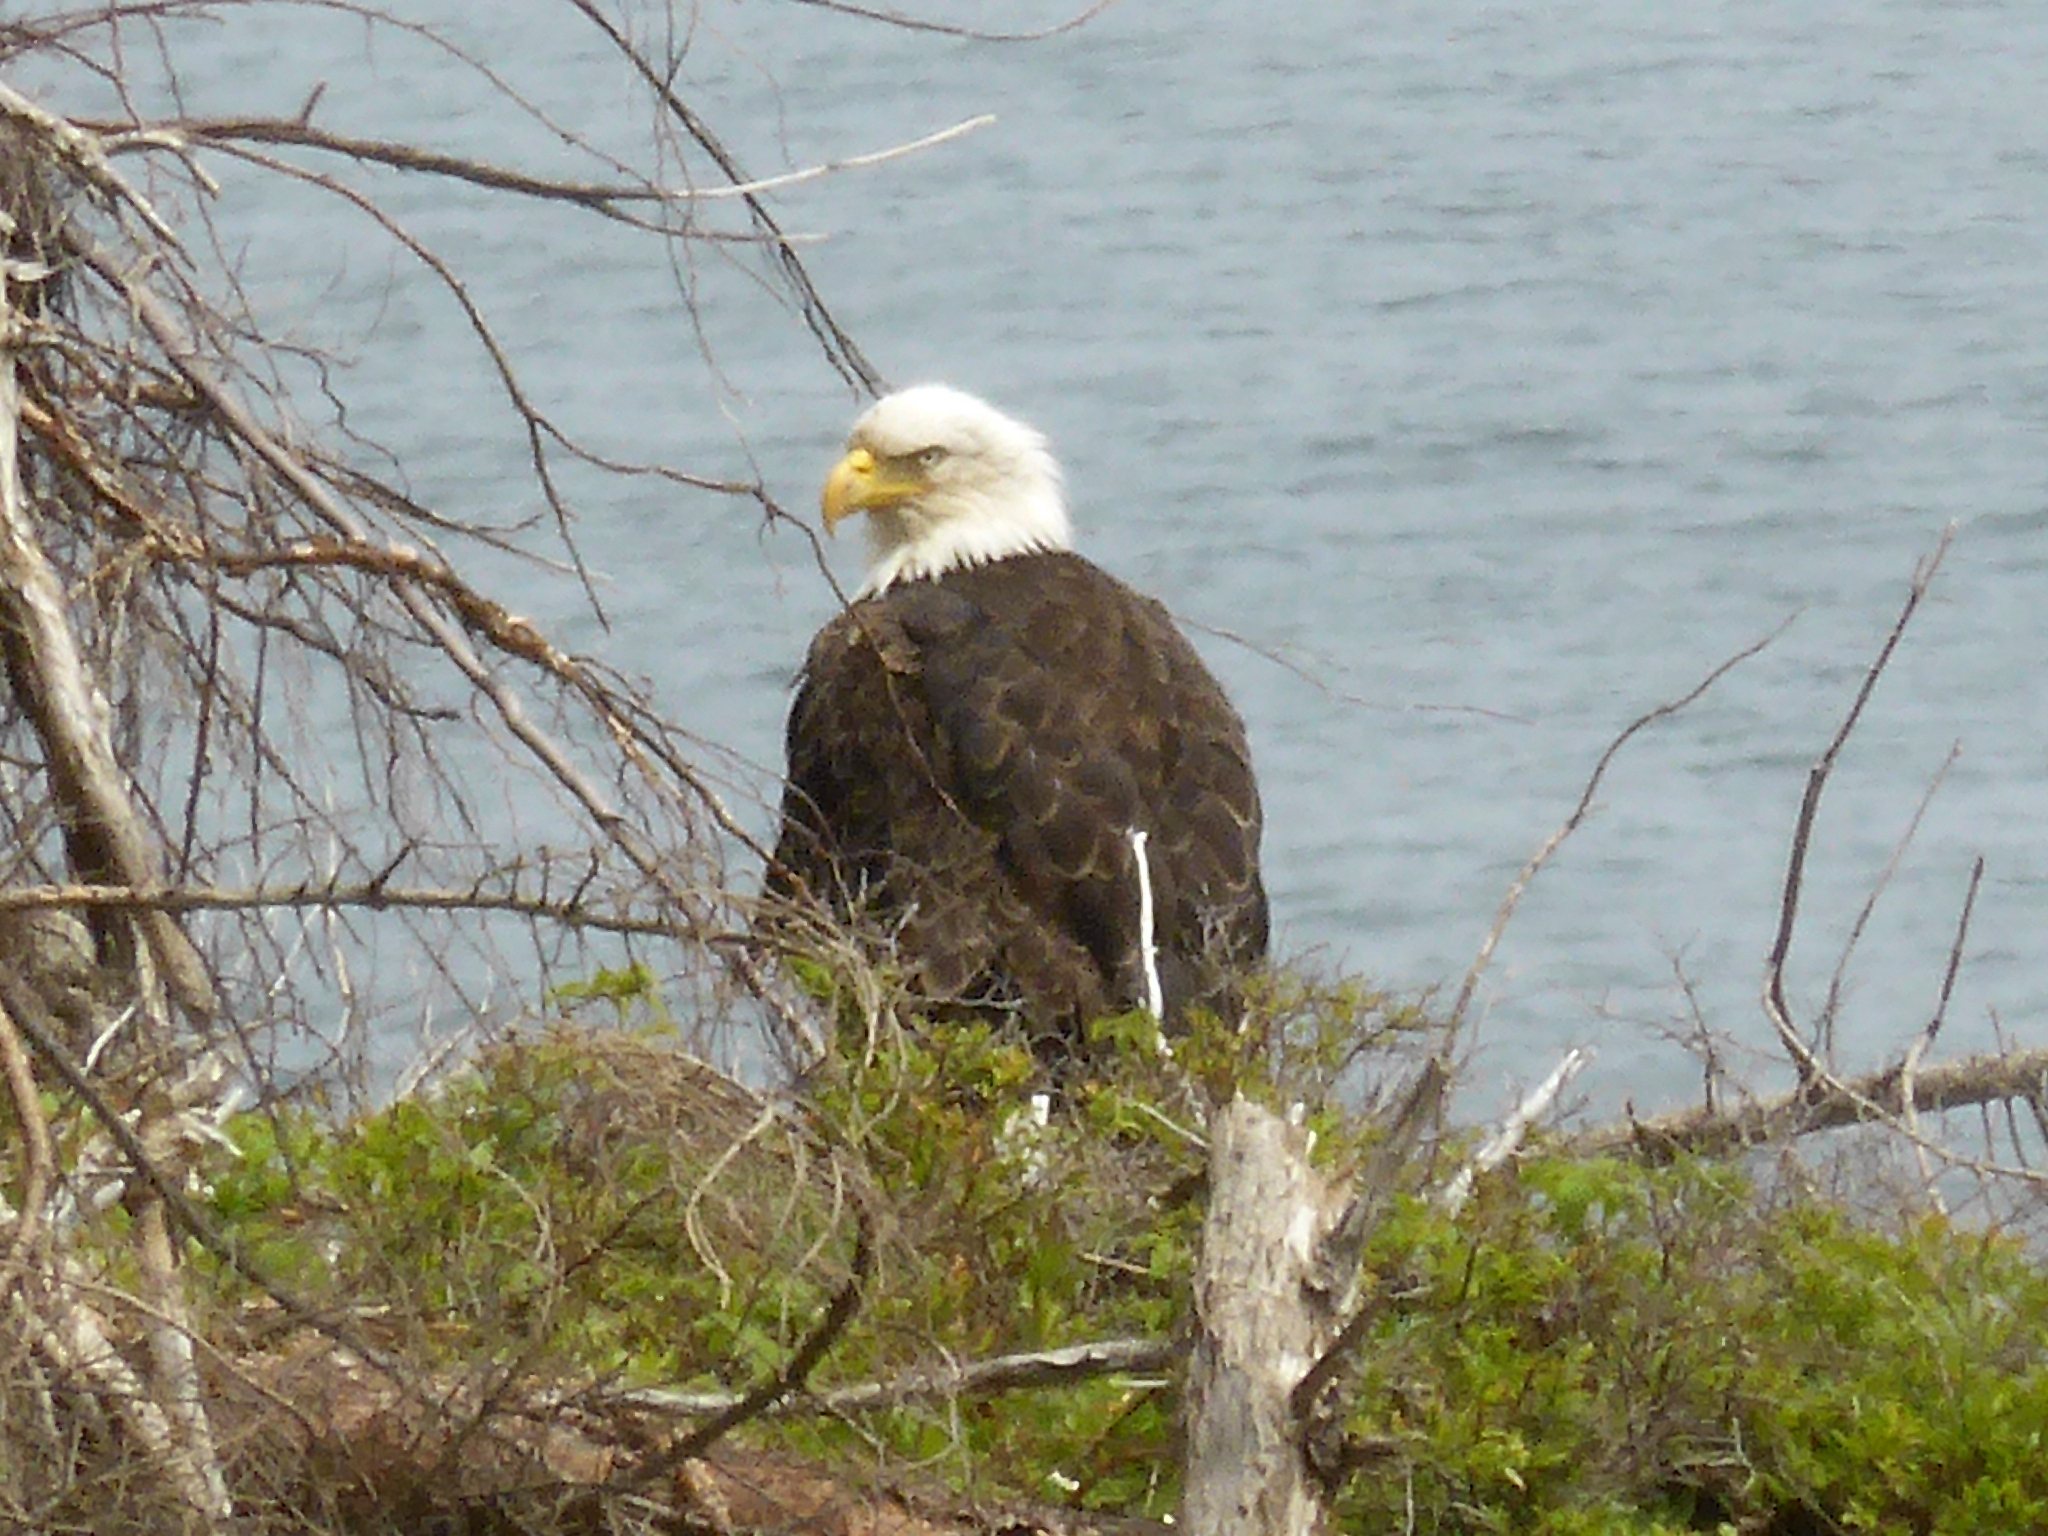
top-left (666, 1193), bottom-right (874, 1462)
top-left (562, 0), bottom-right (882, 394)
top-left (780, 0), bottom-right (1120, 42)
top-left (1447, 619), bottom-right (1790, 1037)
top-left (1763, 526), bottom-right (1955, 1081)
top-left (1899, 855), bottom-right (1986, 1203)
top-left (1186, 616), bottom-right (1528, 724)
top-left (1816, 741), bottom-right (1961, 1060)
top-left (0, 995), bottom-right (55, 1288)
top-left (1922, 855), bottom-right (1984, 1062)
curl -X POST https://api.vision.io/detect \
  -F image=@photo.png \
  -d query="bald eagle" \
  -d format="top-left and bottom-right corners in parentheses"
top-left (766, 385), bottom-right (1267, 1046)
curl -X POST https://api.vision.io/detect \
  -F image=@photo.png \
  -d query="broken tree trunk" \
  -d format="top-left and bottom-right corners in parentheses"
top-left (1181, 1097), bottom-right (1355, 1536)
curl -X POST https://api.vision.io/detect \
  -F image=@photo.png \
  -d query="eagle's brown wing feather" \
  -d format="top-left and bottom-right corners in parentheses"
top-left (768, 551), bottom-right (1265, 1043)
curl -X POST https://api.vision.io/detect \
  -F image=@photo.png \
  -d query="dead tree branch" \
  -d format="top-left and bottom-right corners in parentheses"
top-left (133, 111), bottom-right (995, 214)
top-left (1447, 619), bottom-right (1790, 1039)
top-left (0, 993), bottom-right (56, 1287)
top-left (3, 278), bottom-right (215, 1023)
top-left (562, 0), bottom-right (883, 394)
top-left (666, 1192), bottom-right (875, 1464)
top-left (0, 876), bottom-right (727, 936)
top-left (1763, 526), bottom-right (1955, 1079)
top-left (1573, 1042), bottom-right (2048, 1163)
top-left (1816, 741), bottom-right (1960, 1059)
top-left (607, 1337), bottom-right (1174, 1425)
top-left (1438, 1047), bottom-right (1589, 1216)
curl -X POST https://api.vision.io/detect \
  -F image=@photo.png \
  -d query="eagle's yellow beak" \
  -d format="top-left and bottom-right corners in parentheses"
top-left (821, 446), bottom-right (929, 533)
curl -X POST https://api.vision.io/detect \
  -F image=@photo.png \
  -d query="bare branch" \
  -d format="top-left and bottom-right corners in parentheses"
top-left (119, 109), bottom-right (993, 216)
top-left (0, 876), bottom-right (710, 936)
top-left (779, 0), bottom-right (1121, 43)
top-left (1922, 854), bottom-right (1984, 1061)
top-left (0, 993), bottom-right (56, 1287)
top-left (609, 1335), bottom-right (1174, 1421)
top-left (5, 260), bottom-right (217, 1025)
top-left (1899, 855), bottom-right (1987, 1205)
top-left (1186, 615), bottom-right (1527, 724)
top-left (1762, 525), bottom-right (1955, 1080)
top-left (0, 77), bottom-right (182, 246)
top-left (1816, 741), bottom-right (1960, 1061)
top-left (1437, 1048), bottom-right (1590, 1217)
top-left (562, 0), bottom-right (883, 394)
top-left (1574, 1041), bottom-right (2048, 1163)
top-left (665, 1192), bottom-right (874, 1464)
top-left (1446, 619), bottom-right (1789, 1038)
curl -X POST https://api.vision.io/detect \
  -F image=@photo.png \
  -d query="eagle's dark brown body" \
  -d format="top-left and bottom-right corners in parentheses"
top-left (768, 551), bottom-right (1266, 1043)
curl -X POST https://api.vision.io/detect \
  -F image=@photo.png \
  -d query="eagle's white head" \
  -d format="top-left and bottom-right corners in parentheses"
top-left (822, 384), bottom-right (1074, 597)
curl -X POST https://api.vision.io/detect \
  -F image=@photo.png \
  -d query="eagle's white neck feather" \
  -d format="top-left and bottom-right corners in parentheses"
top-left (846, 385), bottom-right (1074, 598)
top-left (860, 480), bottom-right (1071, 596)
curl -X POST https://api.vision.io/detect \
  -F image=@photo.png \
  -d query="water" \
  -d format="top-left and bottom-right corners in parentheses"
top-left (22, 0), bottom-right (2048, 1114)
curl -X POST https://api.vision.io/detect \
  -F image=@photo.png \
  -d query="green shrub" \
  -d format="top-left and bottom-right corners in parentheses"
top-left (197, 1021), bottom-right (2048, 1532)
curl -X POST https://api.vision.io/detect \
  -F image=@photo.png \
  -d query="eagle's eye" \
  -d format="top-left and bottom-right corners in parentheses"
top-left (912, 445), bottom-right (949, 471)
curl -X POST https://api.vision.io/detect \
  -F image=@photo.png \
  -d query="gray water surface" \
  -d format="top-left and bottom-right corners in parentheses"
top-left (37, 0), bottom-right (2048, 1111)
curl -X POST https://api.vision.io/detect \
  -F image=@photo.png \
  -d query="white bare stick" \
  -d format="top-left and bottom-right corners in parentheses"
top-left (605, 1335), bottom-right (1174, 1419)
top-left (1129, 827), bottom-right (1164, 1021)
top-left (686, 115), bottom-right (995, 199)
top-left (1438, 1048), bottom-right (1590, 1216)
top-left (135, 1198), bottom-right (231, 1518)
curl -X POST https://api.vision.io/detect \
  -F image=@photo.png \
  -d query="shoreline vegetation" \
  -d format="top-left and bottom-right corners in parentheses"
top-left (4, 7), bottom-right (2045, 1532)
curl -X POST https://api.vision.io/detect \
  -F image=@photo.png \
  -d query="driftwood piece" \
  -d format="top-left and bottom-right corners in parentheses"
top-left (1182, 1098), bottom-right (1351, 1536)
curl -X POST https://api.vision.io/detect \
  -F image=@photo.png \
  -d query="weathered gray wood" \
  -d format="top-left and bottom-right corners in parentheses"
top-left (1182, 1097), bottom-right (1350, 1536)
top-left (0, 285), bottom-right (216, 1025)
top-left (2, 267), bottom-right (228, 1528)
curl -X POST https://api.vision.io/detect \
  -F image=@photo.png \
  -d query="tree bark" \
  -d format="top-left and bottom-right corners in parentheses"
top-left (1570, 1043), bottom-right (2048, 1162)
top-left (1182, 1098), bottom-right (1350, 1536)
